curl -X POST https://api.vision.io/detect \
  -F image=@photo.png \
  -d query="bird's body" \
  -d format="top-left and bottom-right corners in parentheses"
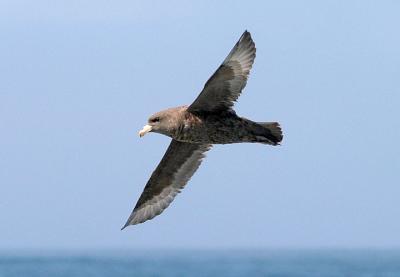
top-left (122, 31), bottom-right (283, 228)
top-left (158, 106), bottom-right (281, 145)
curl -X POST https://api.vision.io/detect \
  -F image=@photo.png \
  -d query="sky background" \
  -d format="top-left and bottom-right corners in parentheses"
top-left (0, 0), bottom-right (399, 250)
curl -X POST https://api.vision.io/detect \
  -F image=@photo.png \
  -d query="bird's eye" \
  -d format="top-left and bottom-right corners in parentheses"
top-left (150, 117), bottom-right (160, 123)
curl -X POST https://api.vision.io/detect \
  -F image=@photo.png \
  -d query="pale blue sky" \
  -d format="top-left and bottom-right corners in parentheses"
top-left (0, 0), bottom-right (399, 250)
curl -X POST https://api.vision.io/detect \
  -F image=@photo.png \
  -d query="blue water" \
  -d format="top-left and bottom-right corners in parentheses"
top-left (1, 250), bottom-right (400, 277)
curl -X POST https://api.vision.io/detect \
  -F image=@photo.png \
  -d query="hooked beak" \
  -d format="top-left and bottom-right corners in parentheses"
top-left (138, 124), bottom-right (152, 137)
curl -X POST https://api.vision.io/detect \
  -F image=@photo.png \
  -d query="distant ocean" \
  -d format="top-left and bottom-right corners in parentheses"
top-left (1, 249), bottom-right (400, 277)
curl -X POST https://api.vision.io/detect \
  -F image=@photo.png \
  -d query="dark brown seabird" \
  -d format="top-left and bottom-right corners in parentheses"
top-left (122, 31), bottom-right (283, 229)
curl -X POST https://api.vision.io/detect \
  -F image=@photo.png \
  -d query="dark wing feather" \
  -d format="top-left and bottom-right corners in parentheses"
top-left (188, 31), bottom-right (256, 113)
top-left (122, 140), bottom-right (211, 228)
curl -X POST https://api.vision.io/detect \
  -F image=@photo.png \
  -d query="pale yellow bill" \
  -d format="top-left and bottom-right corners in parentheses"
top-left (139, 124), bottom-right (152, 137)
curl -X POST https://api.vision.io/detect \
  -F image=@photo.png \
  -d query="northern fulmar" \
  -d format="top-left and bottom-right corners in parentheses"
top-left (122, 31), bottom-right (283, 229)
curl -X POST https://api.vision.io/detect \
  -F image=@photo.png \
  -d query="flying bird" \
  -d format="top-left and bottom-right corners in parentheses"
top-left (122, 31), bottom-right (282, 229)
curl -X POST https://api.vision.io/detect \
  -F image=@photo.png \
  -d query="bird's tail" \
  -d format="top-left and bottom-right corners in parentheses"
top-left (257, 122), bottom-right (283, 145)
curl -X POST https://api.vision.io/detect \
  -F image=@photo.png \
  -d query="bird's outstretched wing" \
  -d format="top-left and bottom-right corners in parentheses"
top-left (188, 30), bottom-right (256, 113)
top-left (122, 140), bottom-right (211, 228)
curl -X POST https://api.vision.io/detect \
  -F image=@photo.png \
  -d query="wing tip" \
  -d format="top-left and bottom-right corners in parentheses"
top-left (121, 212), bottom-right (141, 230)
top-left (238, 31), bottom-right (249, 44)
top-left (121, 224), bottom-right (128, 230)
top-left (121, 218), bottom-right (132, 230)
top-left (240, 30), bottom-right (253, 43)
top-left (121, 217), bottom-right (142, 230)
top-left (242, 30), bottom-right (251, 37)
top-left (237, 30), bottom-right (256, 57)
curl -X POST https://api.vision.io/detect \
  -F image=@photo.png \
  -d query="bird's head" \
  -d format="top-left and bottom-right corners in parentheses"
top-left (138, 107), bottom-right (185, 138)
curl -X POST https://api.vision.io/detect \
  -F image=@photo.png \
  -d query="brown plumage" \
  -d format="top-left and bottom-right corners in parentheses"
top-left (122, 31), bottom-right (283, 228)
